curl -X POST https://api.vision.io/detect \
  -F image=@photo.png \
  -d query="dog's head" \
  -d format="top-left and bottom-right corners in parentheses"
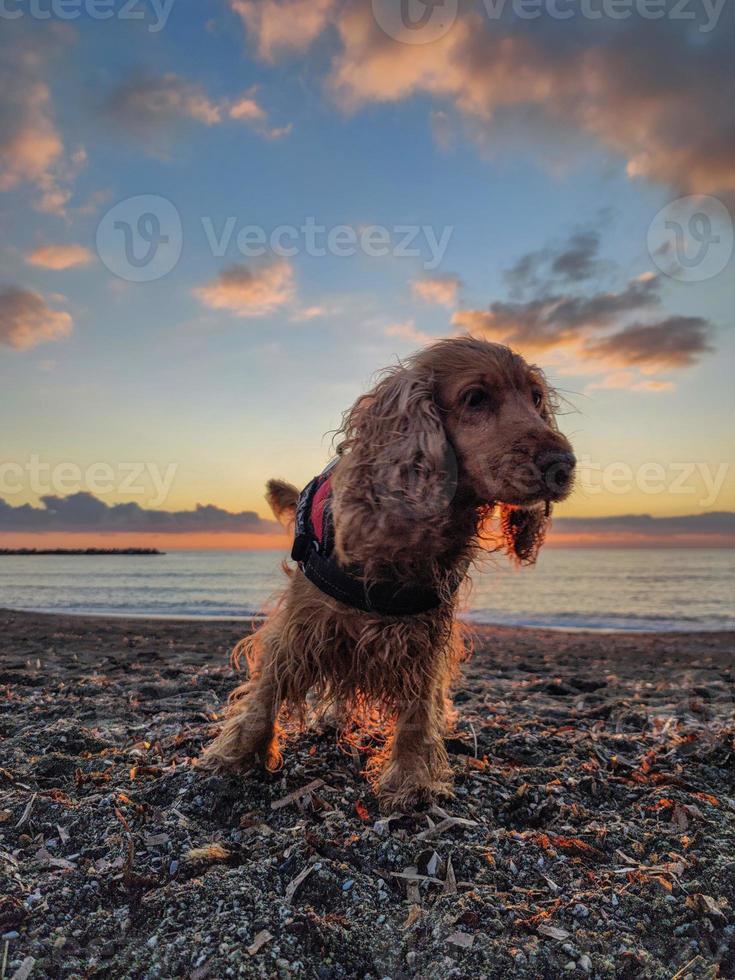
top-left (425, 337), bottom-right (575, 560)
top-left (333, 336), bottom-right (575, 570)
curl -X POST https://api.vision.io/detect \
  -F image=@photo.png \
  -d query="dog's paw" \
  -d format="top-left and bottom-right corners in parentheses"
top-left (373, 757), bottom-right (454, 812)
top-left (195, 747), bottom-right (246, 776)
top-left (376, 778), bottom-right (454, 813)
top-left (197, 725), bottom-right (282, 776)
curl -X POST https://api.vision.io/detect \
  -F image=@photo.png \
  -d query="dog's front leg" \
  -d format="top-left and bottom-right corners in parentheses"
top-left (199, 644), bottom-right (283, 774)
top-left (370, 678), bottom-right (453, 810)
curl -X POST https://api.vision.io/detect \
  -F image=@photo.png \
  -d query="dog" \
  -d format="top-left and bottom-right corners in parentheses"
top-left (200, 337), bottom-right (575, 808)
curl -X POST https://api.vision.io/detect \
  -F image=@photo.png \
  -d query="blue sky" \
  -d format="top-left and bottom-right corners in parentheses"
top-left (1, 0), bottom-right (733, 538)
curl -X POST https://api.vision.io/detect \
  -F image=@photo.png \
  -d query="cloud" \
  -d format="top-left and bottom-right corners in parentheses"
top-left (584, 371), bottom-right (674, 394)
top-left (106, 73), bottom-right (222, 133)
top-left (0, 492), bottom-right (278, 534)
top-left (318, 4), bottom-right (735, 200)
top-left (228, 88), bottom-right (293, 139)
top-left (195, 259), bottom-right (296, 317)
top-left (0, 76), bottom-right (62, 191)
top-left (452, 227), bottom-right (714, 388)
top-left (104, 74), bottom-right (290, 148)
top-left (453, 273), bottom-right (662, 351)
top-left (25, 244), bottom-right (94, 271)
top-left (0, 28), bottom-right (83, 216)
top-left (290, 305), bottom-right (328, 321)
top-left (549, 230), bottom-right (604, 285)
top-left (552, 511), bottom-right (735, 546)
top-left (505, 229), bottom-right (608, 299)
top-left (229, 0), bottom-right (336, 61)
top-left (411, 274), bottom-right (461, 307)
top-left (0, 287), bottom-right (73, 350)
top-left (385, 320), bottom-right (434, 345)
top-left (1, 492), bottom-right (731, 545)
top-left (586, 316), bottom-right (714, 372)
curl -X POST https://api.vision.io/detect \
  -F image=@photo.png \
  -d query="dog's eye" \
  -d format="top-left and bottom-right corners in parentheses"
top-left (462, 387), bottom-right (489, 410)
top-left (531, 387), bottom-right (544, 409)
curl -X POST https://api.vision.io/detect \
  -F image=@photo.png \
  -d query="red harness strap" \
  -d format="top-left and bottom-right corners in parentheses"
top-left (310, 475), bottom-right (332, 547)
top-left (291, 461), bottom-right (452, 616)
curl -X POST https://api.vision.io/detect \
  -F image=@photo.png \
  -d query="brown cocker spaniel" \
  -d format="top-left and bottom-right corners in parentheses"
top-left (200, 337), bottom-right (575, 809)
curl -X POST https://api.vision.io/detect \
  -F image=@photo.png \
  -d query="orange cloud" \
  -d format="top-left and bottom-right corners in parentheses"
top-left (0, 84), bottom-right (63, 192)
top-left (451, 273), bottom-right (657, 354)
top-left (26, 244), bottom-right (94, 271)
top-left (230, 0), bottom-right (336, 61)
top-left (0, 287), bottom-right (73, 350)
top-left (195, 259), bottom-right (296, 317)
top-left (290, 305), bottom-right (329, 321)
top-left (322, 4), bottom-right (735, 199)
top-left (411, 274), bottom-right (460, 307)
top-left (450, 228), bottom-right (713, 390)
top-left (228, 88), bottom-right (293, 139)
top-left (0, 31), bottom-right (82, 216)
top-left (105, 75), bottom-right (291, 148)
top-left (584, 371), bottom-right (675, 394)
top-left (385, 319), bottom-right (434, 346)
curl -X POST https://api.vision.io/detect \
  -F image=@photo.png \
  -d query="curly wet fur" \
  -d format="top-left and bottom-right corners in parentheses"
top-left (200, 337), bottom-right (574, 808)
top-left (201, 572), bottom-right (466, 807)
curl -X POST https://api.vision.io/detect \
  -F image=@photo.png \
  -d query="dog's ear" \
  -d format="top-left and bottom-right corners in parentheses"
top-left (499, 503), bottom-right (550, 565)
top-left (331, 366), bottom-right (455, 575)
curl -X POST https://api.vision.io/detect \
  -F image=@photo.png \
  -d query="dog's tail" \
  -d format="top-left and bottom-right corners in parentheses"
top-left (266, 479), bottom-right (299, 534)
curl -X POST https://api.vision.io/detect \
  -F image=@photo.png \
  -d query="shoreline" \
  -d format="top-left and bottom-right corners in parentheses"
top-left (2, 605), bottom-right (734, 636)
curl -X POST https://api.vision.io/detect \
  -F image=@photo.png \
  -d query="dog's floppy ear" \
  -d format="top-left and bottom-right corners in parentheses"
top-left (499, 503), bottom-right (550, 565)
top-left (331, 365), bottom-right (455, 575)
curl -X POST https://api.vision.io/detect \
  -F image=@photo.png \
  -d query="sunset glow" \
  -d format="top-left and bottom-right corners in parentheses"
top-left (1, 1), bottom-right (733, 547)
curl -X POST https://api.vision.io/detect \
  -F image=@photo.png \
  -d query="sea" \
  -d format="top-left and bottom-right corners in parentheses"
top-left (0, 548), bottom-right (733, 632)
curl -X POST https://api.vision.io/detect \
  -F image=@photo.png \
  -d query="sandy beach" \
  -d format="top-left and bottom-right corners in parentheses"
top-left (1, 609), bottom-right (733, 979)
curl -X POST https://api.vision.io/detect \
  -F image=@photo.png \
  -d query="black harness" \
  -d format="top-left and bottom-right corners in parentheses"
top-left (291, 461), bottom-right (454, 616)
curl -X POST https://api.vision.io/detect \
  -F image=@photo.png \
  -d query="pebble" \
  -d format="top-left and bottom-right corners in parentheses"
top-left (578, 954), bottom-right (592, 973)
top-left (342, 879), bottom-right (354, 892)
top-left (573, 903), bottom-right (590, 918)
top-left (2, 931), bottom-right (20, 941)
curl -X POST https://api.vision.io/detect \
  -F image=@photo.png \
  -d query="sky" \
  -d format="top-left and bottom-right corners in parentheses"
top-left (1, 0), bottom-right (734, 548)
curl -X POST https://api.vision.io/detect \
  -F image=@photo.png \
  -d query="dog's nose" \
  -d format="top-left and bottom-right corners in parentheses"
top-left (534, 450), bottom-right (576, 493)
